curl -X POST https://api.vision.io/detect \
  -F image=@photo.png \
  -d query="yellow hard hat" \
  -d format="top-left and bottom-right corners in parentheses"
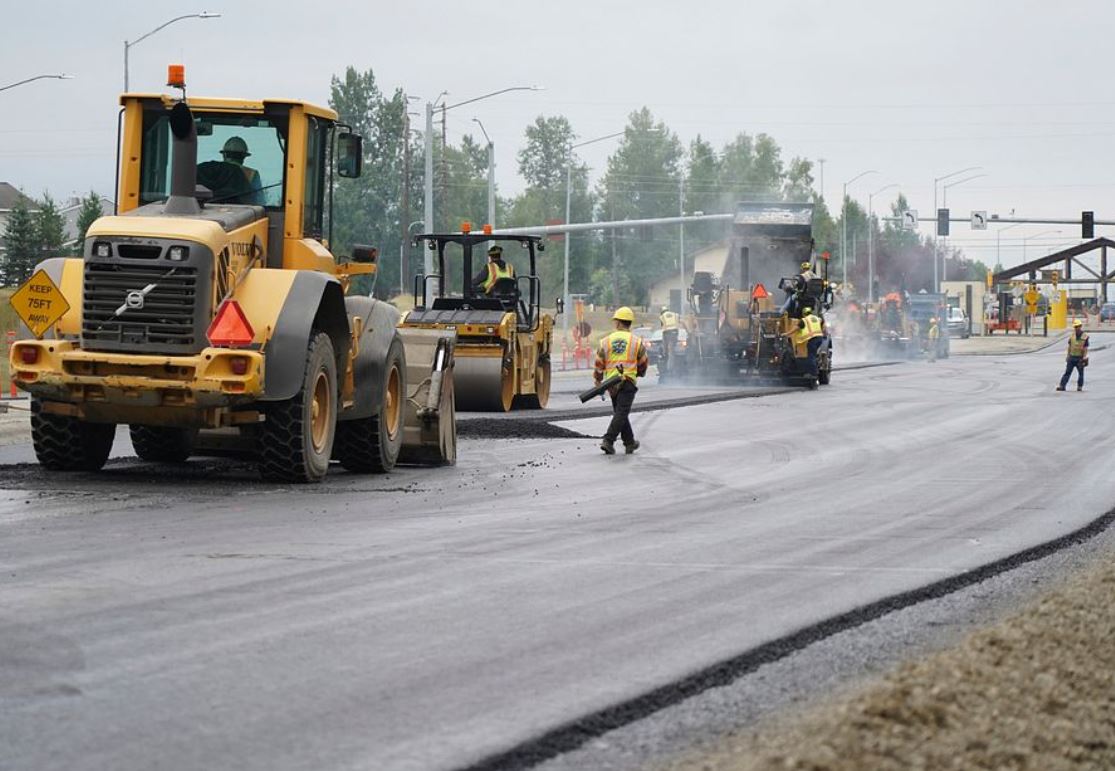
top-left (1073, 319), bottom-right (1083, 327)
top-left (801, 262), bottom-right (812, 271)
top-left (613, 306), bottom-right (635, 322)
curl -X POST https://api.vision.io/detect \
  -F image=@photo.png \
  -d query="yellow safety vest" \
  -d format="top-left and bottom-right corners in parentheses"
top-left (795, 314), bottom-right (823, 345)
top-left (1068, 332), bottom-right (1089, 358)
top-left (481, 261), bottom-right (515, 294)
top-left (928, 323), bottom-right (940, 340)
top-left (660, 311), bottom-right (679, 331)
top-left (600, 331), bottom-right (642, 383)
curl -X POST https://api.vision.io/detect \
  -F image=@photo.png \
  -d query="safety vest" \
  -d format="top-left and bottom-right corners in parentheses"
top-left (481, 261), bottom-right (515, 294)
top-left (795, 314), bottom-right (823, 345)
top-left (600, 331), bottom-right (642, 383)
top-left (1068, 332), bottom-right (1089, 358)
top-left (660, 310), bottom-right (679, 331)
top-left (928, 323), bottom-right (940, 340)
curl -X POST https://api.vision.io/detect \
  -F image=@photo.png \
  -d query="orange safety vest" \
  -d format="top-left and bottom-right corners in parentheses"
top-left (481, 261), bottom-right (515, 294)
top-left (600, 330), bottom-right (642, 383)
top-left (1068, 331), bottom-right (1089, 358)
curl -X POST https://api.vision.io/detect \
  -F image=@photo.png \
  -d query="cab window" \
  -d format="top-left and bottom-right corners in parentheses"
top-left (139, 110), bottom-right (288, 208)
top-left (302, 115), bottom-right (329, 239)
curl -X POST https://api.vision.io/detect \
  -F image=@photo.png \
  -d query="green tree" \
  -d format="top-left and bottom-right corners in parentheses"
top-left (783, 157), bottom-right (815, 202)
top-left (684, 135), bottom-right (722, 250)
top-left (35, 192), bottom-right (66, 265)
top-left (2, 193), bottom-right (36, 285)
top-left (74, 190), bottom-right (104, 255)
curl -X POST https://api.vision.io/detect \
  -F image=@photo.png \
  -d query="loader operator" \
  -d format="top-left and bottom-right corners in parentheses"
top-left (594, 306), bottom-right (649, 455)
top-left (473, 245), bottom-right (517, 298)
top-left (1057, 319), bottom-right (1089, 391)
top-left (659, 305), bottom-right (680, 373)
top-left (218, 136), bottom-right (265, 206)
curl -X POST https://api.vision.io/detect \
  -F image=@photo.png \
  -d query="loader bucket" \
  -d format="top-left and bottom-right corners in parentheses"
top-left (397, 328), bottom-right (457, 466)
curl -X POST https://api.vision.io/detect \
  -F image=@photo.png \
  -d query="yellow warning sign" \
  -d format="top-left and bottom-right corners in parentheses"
top-left (10, 269), bottom-right (70, 338)
top-left (1024, 288), bottom-right (1040, 315)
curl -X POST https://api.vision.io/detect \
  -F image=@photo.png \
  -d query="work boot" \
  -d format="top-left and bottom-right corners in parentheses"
top-left (1056, 386), bottom-right (1066, 391)
top-left (625, 440), bottom-right (640, 455)
top-left (1078, 385), bottom-right (1084, 392)
top-left (600, 438), bottom-right (616, 455)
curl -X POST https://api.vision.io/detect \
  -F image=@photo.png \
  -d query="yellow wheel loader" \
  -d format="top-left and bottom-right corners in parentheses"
top-left (8, 67), bottom-right (455, 482)
top-left (400, 230), bottom-right (553, 411)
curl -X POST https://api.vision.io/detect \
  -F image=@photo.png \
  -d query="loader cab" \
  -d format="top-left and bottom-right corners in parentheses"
top-left (412, 232), bottom-right (543, 331)
top-left (116, 92), bottom-right (362, 271)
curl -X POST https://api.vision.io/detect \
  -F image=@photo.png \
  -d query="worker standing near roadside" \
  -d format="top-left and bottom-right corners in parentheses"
top-left (792, 306), bottom-right (825, 378)
top-left (594, 307), bottom-right (649, 455)
top-left (927, 317), bottom-right (940, 363)
top-left (659, 305), bottom-right (679, 373)
top-left (1057, 319), bottom-right (1090, 391)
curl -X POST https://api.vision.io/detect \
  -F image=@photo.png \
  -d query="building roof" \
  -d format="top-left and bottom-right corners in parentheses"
top-left (0, 182), bottom-right (33, 212)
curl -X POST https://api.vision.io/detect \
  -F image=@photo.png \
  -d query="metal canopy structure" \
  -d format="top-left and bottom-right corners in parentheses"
top-left (993, 237), bottom-right (1115, 301)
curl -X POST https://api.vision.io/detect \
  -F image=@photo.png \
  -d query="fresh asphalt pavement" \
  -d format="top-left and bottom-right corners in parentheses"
top-left (1, 344), bottom-right (1112, 771)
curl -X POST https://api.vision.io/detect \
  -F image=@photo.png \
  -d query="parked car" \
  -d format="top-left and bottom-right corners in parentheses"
top-left (1099, 302), bottom-right (1115, 322)
top-left (646, 327), bottom-right (687, 364)
top-left (946, 307), bottom-right (970, 338)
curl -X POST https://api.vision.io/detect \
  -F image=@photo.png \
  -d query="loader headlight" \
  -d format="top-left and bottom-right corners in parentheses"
top-left (93, 241), bottom-right (111, 258)
top-left (167, 245), bottom-right (188, 261)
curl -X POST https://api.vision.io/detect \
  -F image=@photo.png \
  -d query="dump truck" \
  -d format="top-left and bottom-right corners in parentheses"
top-left (401, 229), bottom-right (552, 411)
top-left (663, 202), bottom-right (833, 387)
top-left (7, 67), bottom-right (455, 482)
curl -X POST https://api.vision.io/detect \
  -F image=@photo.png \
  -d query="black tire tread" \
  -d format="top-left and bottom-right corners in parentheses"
top-left (129, 425), bottom-right (195, 463)
top-left (335, 337), bottom-right (405, 474)
top-left (31, 399), bottom-right (115, 471)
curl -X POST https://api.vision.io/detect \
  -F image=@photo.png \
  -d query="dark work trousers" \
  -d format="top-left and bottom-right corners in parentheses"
top-left (1060, 356), bottom-right (1086, 389)
top-left (806, 337), bottom-right (823, 377)
top-left (605, 380), bottom-right (638, 445)
top-left (661, 329), bottom-right (678, 370)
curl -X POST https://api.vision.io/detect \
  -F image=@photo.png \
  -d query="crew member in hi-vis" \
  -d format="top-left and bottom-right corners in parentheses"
top-left (473, 245), bottom-right (516, 296)
top-left (593, 306), bottom-right (649, 455)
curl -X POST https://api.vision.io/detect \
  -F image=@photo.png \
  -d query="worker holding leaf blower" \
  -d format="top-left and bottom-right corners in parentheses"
top-left (590, 307), bottom-right (649, 455)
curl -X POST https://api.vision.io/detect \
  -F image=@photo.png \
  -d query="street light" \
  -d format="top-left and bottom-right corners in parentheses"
top-left (403, 220), bottom-right (424, 297)
top-left (996, 222), bottom-right (1023, 269)
top-left (867, 183), bottom-right (898, 304)
top-left (932, 166), bottom-right (983, 291)
top-left (422, 85), bottom-right (543, 299)
top-left (472, 118), bottom-right (495, 228)
top-left (940, 173), bottom-right (988, 281)
top-left (561, 131), bottom-right (625, 344)
top-left (1023, 229), bottom-right (1062, 261)
top-left (0, 73), bottom-right (74, 93)
top-left (124, 12), bottom-right (221, 92)
top-left (841, 169), bottom-right (878, 286)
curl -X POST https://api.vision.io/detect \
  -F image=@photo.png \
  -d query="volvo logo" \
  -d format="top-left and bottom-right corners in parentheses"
top-left (125, 290), bottom-right (146, 310)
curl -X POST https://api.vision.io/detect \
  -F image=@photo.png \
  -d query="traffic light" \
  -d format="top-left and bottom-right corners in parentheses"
top-left (1082, 210), bottom-right (1095, 239)
top-left (937, 208), bottom-right (950, 236)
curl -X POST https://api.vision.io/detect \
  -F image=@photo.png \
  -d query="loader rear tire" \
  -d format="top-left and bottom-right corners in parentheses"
top-left (31, 399), bottom-right (115, 471)
top-left (129, 425), bottom-right (196, 463)
top-left (258, 332), bottom-right (337, 483)
top-left (334, 336), bottom-right (405, 473)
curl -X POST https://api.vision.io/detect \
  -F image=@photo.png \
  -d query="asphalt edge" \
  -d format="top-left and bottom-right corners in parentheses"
top-left (456, 506), bottom-right (1115, 771)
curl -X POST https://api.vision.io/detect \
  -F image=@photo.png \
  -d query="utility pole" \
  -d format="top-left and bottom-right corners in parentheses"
top-left (817, 158), bottom-right (825, 202)
top-left (679, 174), bottom-right (685, 311)
top-left (423, 100), bottom-right (435, 284)
top-left (440, 107), bottom-right (448, 231)
top-left (400, 109), bottom-right (411, 297)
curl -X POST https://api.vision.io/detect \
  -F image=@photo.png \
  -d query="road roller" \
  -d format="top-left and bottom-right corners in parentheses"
top-left (402, 228), bottom-right (552, 411)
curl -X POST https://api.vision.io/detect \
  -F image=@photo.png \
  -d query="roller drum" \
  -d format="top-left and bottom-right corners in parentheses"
top-left (454, 355), bottom-right (514, 412)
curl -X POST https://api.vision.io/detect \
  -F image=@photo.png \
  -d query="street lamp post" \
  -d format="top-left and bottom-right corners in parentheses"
top-left (472, 118), bottom-right (495, 228)
top-left (841, 169), bottom-right (878, 287)
top-left (0, 73), bottom-right (74, 93)
top-left (940, 173), bottom-right (988, 282)
top-left (403, 220), bottom-right (424, 297)
top-left (932, 166), bottom-right (982, 292)
top-left (123, 12), bottom-right (221, 92)
top-left (560, 131), bottom-right (625, 344)
top-left (867, 183), bottom-right (898, 304)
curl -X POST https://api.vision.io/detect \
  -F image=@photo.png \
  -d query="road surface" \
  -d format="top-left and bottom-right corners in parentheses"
top-left (2, 343), bottom-right (1112, 770)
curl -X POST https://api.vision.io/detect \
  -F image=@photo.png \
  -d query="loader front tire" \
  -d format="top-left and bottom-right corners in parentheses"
top-left (335, 336), bottom-right (405, 473)
top-left (259, 332), bottom-right (337, 483)
top-left (31, 399), bottom-right (115, 471)
top-left (129, 425), bottom-right (196, 463)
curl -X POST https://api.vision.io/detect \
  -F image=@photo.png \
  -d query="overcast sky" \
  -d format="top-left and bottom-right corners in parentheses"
top-left (3, 0), bottom-right (1114, 269)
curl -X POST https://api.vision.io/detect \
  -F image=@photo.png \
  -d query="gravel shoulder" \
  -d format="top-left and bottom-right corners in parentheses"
top-left (655, 529), bottom-right (1115, 771)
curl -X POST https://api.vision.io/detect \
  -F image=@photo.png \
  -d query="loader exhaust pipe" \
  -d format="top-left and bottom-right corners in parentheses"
top-left (164, 101), bottom-right (201, 216)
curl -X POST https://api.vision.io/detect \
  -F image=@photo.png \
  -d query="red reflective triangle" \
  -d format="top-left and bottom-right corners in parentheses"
top-left (751, 283), bottom-right (770, 299)
top-left (207, 300), bottom-right (255, 347)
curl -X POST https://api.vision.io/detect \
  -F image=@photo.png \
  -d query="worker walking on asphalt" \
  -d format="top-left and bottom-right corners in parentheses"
top-left (594, 307), bottom-right (649, 455)
top-left (659, 305), bottom-right (679, 373)
top-left (927, 317), bottom-right (940, 363)
top-left (1057, 319), bottom-right (1089, 391)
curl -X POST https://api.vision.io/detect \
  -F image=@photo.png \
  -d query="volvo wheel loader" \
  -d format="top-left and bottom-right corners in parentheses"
top-left (7, 67), bottom-right (456, 482)
top-left (400, 228), bottom-right (552, 411)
